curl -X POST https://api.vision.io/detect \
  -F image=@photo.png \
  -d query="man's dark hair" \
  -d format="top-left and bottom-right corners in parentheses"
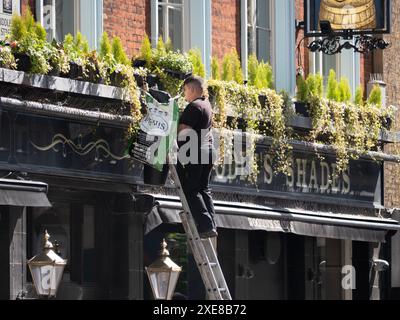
top-left (183, 75), bottom-right (207, 96)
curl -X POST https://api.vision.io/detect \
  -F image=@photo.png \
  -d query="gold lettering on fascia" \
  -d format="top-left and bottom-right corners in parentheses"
top-left (263, 157), bottom-right (351, 195)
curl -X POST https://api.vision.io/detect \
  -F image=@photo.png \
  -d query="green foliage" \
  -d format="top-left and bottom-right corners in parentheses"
top-left (10, 14), bottom-right (26, 42)
top-left (156, 51), bottom-right (192, 74)
top-left (0, 46), bottom-right (17, 69)
top-left (367, 84), bottom-right (382, 106)
top-left (188, 48), bottom-right (205, 77)
top-left (112, 36), bottom-right (129, 65)
top-left (296, 74), bottom-right (308, 103)
top-left (157, 36), bottom-right (166, 55)
top-left (231, 51), bottom-right (243, 84)
top-left (247, 54), bottom-right (258, 85)
top-left (140, 34), bottom-right (153, 67)
top-left (315, 73), bottom-right (324, 98)
top-left (75, 32), bottom-right (90, 54)
top-left (99, 32), bottom-right (112, 59)
top-left (211, 56), bottom-right (220, 80)
top-left (221, 50), bottom-right (243, 84)
top-left (338, 77), bottom-right (351, 102)
top-left (24, 9), bottom-right (36, 34)
top-left (34, 23), bottom-right (47, 42)
top-left (63, 32), bottom-right (90, 67)
top-left (354, 85), bottom-right (364, 105)
top-left (247, 55), bottom-right (273, 89)
top-left (306, 73), bottom-right (323, 98)
top-left (222, 53), bottom-right (233, 81)
top-left (257, 61), bottom-right (273, 89)
top-left (326, 69), bottom-right (339, 101)
top-left (8, 9), bottom-right (52, 74)
top-left (165, 37), bottom-right (173, 52)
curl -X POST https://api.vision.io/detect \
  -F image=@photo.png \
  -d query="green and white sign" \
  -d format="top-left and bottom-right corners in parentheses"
top-left (131, 93), bottom-right (179, 172)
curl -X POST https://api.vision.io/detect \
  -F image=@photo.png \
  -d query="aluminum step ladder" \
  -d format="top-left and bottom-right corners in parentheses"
top-left (168, 159), bottom-right (232, 300)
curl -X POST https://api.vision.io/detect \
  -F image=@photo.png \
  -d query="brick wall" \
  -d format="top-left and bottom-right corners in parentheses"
top-left (21, 0), bottom-right (34, 15)
top-left (212, 0), bottom-right (241, 60)
top-left (295, 0), bottom-right (309, 76)
top-left (103, 0), bottom-right (150, 57)
top-left (383, 0), bottom-right (400, 208)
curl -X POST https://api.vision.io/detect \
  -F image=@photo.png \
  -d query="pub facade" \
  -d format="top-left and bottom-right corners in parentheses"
top-left (1, 0), bottom-right (400, 300)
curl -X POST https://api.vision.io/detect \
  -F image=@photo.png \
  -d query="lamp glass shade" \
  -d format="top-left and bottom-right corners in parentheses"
top-left (29, 263), bottom-right (65, 297)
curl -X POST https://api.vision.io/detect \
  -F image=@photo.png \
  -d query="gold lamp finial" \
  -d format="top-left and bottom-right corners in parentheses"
top-left (160, 239), bottom-right (170, 257)
top-left (43, 230), bottom-right (54, 250)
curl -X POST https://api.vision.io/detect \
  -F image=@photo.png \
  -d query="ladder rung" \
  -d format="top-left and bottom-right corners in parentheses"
top-left (219, 288), bottom-right (227, 292)
top-left (198, 262), bottom-right (217, 267)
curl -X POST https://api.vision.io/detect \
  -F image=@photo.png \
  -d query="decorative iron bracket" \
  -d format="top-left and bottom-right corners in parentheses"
top-left (308, 34), bottom-right (390, 55)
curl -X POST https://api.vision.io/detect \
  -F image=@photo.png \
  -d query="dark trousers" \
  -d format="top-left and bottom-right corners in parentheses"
top-left (177, 161), bottom-right (216, 233)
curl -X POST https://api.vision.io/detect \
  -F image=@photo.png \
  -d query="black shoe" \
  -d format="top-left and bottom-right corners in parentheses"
top-left (199, 229), bottom-right (218, 239)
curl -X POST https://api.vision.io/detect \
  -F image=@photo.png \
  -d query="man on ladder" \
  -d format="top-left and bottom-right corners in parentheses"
top-left (177, 75), bottom-right (218, 239)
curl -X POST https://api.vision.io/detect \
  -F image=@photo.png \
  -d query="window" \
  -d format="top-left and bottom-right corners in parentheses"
top-left (247, 0), bottom-right (271, 62)
top-left (36, 0), bottom-right (103, 49)
top-left (157, 0), bottom-right (185, 51)
top-left (242, 0), bottom-right (295, 93)
top-left (152, 0), bottom-right (211, 75)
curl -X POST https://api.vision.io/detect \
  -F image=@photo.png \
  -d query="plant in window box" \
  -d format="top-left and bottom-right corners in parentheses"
top-left (337, 77), bottom-right (351, 103)
top-left (151, 49), bottom-right (193, 95)
top-left (109, 36), bottom-right (131, 86)
top-left (133, 67), bottom-right (148, 87)
top-left (221, 50), bottom-right (243, 84)
top-left (134, 34), bottom-right (153, 69)
top-left (211, 56), bottom-right (221, 80)
top-left (8, 10), bottom-right (52, 74)
top-left (354, 85), bottom-right (364, 106)
top-left (155, 50), bottom-right (193, 80)
top-left (8, 13), bottom-right (31, 71)
top-left (48, 41), bottom-right (70, 77)
top-left (0, 45), bottom-right (17, 70)
top-left (380, 105), bottom-right (397, 131)
top-left (62, 33), bottom-right (86, 79)
top-left (188, 48), bottom-right (205, 78)
top-left (98, 32), bottom-right (115, 84)
top-left (83, 51), bottom-right (103, 83)
top-left (295, 73), bottom-right (309, 116)
top-left (326, 69), bottom-right (340, 102)
top-left (366, 84), bottom-right (393, 131)
top-left (247, 55), bottom-right (274, 92)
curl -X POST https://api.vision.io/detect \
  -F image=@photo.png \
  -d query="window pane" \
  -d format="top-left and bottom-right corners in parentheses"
top-left (256, 0), bottom-right (269, 29)
top-left (256, 28), bottom-right (270, 62)
top-left (55, 0), bottom-right (75, 42)
top-left (323, 54), bottom-right (337, 80)
top-left (158, 5), bottom-right (164, 41)
top-left (168, 7), bottom-right (182, 51)
top-left (41, 0), bottom-right (75, 42)
top-left (247, 0), bottom-right (253, 24)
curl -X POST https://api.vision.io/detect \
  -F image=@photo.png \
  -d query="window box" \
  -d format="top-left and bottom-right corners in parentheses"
top-left (294, 101), bottom-right (310, 117)
top-left (14, 53), bottom-right (31, 72)
top-left (132, 59), bottom-right (147, 68)
top-left (164, 68), bottom-right (192, 80)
